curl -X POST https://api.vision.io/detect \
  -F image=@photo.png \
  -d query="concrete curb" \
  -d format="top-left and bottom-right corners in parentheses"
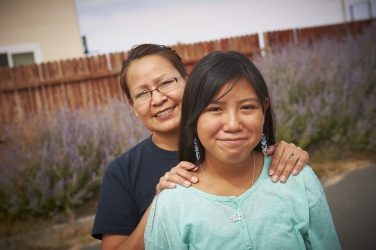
top-left (0, 215), bottom-right (95, 249)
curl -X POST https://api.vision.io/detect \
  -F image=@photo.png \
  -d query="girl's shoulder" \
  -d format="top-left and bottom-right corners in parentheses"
top-left (262, 156), bottom-right (325, 208)
top-left (157, 184), bottom-right (194, 204)
top-left (299, 165), bottom-right (327, 208)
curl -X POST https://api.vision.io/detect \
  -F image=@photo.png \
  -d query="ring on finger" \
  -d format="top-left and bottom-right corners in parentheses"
top-left (290, 153), bottom-right (296, 159)
top-left (165, 173), bottom-right (169, 181)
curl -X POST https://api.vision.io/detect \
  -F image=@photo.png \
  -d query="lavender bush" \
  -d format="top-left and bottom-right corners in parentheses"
top-left (0, 100), bottom-right (149, 223)
top-left (256, 26), bottom-right (376, 155)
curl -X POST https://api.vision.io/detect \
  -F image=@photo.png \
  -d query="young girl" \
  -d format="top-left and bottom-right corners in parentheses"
top-left (144, 50), bottom-right (341, 249)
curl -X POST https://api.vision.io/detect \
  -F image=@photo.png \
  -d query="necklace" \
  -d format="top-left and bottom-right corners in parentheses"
top-left (200, 151), bottom-right (256, 222)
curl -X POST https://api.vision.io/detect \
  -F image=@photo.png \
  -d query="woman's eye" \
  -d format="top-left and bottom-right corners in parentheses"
top-left (135, 91), bottom-right (149, 99)
top-left (161, 79), bottom-right (174, 86)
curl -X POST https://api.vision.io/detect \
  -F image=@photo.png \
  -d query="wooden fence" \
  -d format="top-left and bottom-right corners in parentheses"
top-left (0, 19), bottom-right (374, 129)
top-left (0, 33), bottom-right (260, 128)
top-left (264, 19), bottom-right (373, 48)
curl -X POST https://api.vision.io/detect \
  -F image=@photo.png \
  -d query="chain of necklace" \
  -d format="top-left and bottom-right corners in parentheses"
top-left (200, 151), bottom-right (255, 222)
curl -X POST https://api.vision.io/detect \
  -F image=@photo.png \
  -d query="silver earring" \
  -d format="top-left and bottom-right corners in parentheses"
top-left (261, 134), bottom-right (267, 156)
top-left (194, 138), bottom-right (200, 162)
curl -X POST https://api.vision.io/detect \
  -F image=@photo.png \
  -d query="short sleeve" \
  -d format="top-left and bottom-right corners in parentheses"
top-left (91, 164), bottom-right (139, 239)
top-left (144, 191), bottom-right (189, 250)
top-left (302, 166), bottom-right (342, 250)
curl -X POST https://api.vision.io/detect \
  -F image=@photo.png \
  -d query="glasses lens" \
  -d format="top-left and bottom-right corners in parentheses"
top-left (158, 77), bottom-right (178, 93)
top-left (132, 91), bottom-right (149, 104)
top-left (131, 77), bottom-right (180, 105)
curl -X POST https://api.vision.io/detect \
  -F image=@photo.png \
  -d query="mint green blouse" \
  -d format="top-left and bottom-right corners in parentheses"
top-left (145, 156), bottom-right (341, 250)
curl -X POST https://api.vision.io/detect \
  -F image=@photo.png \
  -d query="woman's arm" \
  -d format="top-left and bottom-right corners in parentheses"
top-left (102, 200), bottom-right (154, 250)
top-left (156, 142), bottom-right (310, 193)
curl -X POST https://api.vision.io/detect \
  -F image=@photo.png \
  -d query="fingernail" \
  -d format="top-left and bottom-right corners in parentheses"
top-left (188, 165), bottom-right (198, 171)
top-left (183, 180), bottom-right (191, 187)
top-left (292, 169), bottom-right (299, 175)
top-left (191, 176), bottom-right (198, 183)
top-left (272, 175), bottom-right (279, 182)
top-left (280, 175), bottom-right (286, 182)
top-left (269, 169), bottom-right (275, 176)
top-left (170, 183), bottom-right (176, 188)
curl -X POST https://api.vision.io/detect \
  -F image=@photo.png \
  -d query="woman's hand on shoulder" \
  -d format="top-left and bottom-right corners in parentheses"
top-left (156, 161), bottom-right (199, 195)
top-left (267, 141), bottom-right (309, 183)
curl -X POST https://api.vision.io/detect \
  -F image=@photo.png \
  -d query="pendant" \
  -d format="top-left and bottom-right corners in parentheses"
top-left (229, 213), bottom-right (244, 222)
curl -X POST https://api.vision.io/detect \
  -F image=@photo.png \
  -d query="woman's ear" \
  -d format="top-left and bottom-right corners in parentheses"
top-left (134, 109), bottom-right (140, 118)
top-left (127, 100), bottom-right (140, 118)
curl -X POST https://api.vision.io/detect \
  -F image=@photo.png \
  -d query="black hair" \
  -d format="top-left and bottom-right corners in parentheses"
top-left (178, 50), bottom-right (276, 164)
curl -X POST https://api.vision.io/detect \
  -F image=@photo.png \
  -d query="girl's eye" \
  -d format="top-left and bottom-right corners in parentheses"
top-left (207, 107), bottom-right (221, 112)
top-left (242, 105), bottom-right (255, 110)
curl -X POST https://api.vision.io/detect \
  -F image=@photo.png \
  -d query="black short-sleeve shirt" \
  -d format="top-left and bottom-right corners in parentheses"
top-left (91, 136), bottom-right (178, 239)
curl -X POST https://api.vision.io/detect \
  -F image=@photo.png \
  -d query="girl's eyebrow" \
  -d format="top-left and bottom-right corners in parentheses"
top-left (209, 97), bottom-right (260, 104)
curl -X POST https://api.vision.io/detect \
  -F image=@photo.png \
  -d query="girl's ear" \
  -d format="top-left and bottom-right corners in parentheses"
top-left (264, 98), bottom-right (270, 113)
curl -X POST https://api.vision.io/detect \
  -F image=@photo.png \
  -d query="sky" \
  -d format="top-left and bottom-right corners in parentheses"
top-left (74, 0), bottom-right (376, 55)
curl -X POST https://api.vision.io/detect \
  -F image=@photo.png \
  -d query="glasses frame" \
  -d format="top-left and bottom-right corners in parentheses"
top-left (129, 76), bottom-right (182, 104)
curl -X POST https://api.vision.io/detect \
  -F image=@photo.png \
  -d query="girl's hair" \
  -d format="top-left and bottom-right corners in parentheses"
top-left (178, 50), bottom-right (276, 164)
top-left (119, 44), bottom-right (187, 99)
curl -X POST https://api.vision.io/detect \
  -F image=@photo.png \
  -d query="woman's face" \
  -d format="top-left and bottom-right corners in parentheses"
top-left (126, 54), bottom-right (186, 136)
top-left (197, 78), bottom-right (269, 165)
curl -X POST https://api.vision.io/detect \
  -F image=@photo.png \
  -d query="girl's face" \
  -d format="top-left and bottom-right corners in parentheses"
top-left (197, 78), bottom-right (269, 165)
top-left (126, 54), bottom-right (186, 136)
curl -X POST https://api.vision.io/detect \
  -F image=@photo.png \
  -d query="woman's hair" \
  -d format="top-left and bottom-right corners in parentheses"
top-left (178, 50), bottom-right (276, 164)
top-left (119, 44), bottom-right (188, 100)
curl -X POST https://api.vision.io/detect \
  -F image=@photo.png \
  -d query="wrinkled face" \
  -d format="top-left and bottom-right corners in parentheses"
top-left (126, 54), bottom-right (186, 136)
top-left (197, 78), bottom-right (269, 165)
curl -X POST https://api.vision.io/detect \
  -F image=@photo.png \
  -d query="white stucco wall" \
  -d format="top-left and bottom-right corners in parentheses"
top-left (0, 0), bottom-right (84, 63)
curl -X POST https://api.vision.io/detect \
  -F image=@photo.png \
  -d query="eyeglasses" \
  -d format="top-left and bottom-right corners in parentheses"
top-left (129, 76), bottom-right (182, 105)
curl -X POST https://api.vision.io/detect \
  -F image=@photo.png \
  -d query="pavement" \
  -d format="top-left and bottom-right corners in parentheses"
top-left (321, 164), bottom-right (376, 250)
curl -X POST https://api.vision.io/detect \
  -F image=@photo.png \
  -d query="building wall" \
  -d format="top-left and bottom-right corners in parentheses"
top-left (0, 0), bottom-right (83, 64)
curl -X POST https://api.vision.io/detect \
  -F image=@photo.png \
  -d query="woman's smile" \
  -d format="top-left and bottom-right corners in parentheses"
top-left (155, 106), bottom-right (176, 118)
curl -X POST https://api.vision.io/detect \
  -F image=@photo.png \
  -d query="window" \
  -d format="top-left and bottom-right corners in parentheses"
top-left (0, 53), bottom-right (9, 67)
top-left (12, 52), bottom-right (35, 66)
top-left (0, 43), bottom-right (41, 68)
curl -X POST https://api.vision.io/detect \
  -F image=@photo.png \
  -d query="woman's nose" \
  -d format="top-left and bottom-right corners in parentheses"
top-left (150, 89), bottom-right (167, 105)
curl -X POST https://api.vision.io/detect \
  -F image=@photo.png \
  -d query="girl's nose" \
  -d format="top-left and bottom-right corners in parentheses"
top-left (223, 112), bottom-right (242, 132)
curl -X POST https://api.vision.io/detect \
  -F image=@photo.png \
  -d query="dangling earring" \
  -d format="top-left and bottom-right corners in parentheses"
top-left (194, 137), bottom-right (200, 162)
top-left (261, 134), bottom-right (268, 156)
